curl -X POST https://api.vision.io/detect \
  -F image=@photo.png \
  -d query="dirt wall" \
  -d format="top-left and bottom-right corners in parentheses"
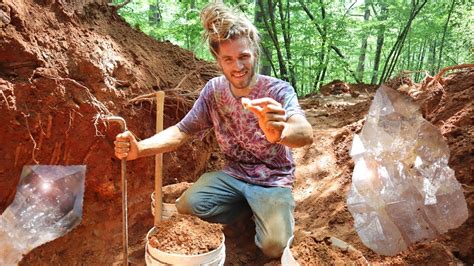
top-left (0, 0), bottom-right (218, 264)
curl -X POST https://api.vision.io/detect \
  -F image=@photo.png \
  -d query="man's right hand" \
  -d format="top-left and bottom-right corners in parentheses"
top-left (114, 131), bottom-right (139, 160)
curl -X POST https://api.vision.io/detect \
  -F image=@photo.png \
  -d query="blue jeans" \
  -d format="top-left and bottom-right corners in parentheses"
top-left (175, 171), bottom-right (295, 258)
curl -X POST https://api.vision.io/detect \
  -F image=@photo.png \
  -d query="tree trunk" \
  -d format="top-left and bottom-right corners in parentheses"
top-left (257, 0), bottom-right (289, 81)
top-left (415, 39), bottom-right (427, 81)
top-left (428, 39), bottom-right (437, 74)
top-left (356, 2), bottom-right (370, 82)
top-left (410, 40), bottom-right (417, 71)
top-left (316, 0), bottom-right (328, 90)
top-left (406, 34), bottom-right (412, 70)
top-left (379, 0), bottom-right (428, 84)
top-left (278, 0), bottom-right (296, 88)
top-left (254, 0), bottom-right (274, 76)
top-left (437, 0), bottom-right (456, 72)
top-left (148, 2), bottom-right (162, 25)
top-left (371, 2), bottom-right (387, 84)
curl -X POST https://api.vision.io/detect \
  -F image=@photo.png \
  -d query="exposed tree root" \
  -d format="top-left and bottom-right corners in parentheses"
top-left (132, 67), bottom-right (219, 120)
top-left (21, 105), bottom-right (39, 164)
top-left (421, 63), bottom-right (474, 90)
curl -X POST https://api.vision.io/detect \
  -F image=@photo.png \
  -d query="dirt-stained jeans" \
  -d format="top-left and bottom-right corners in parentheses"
top-left (175, 171), bottom-right (295, 258)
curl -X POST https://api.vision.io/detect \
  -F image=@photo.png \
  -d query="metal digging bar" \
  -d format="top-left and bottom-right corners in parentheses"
top-left (104, 116), bottom-right (129, 266)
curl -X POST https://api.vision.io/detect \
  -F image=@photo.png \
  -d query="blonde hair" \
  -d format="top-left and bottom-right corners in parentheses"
top-left (200, 2), bottom-right (260, 60)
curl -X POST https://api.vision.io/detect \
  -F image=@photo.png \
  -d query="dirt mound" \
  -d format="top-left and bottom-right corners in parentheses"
top-left (1, 0), bottom-right (218, 264)
top-left (318, 80), bottom-right (378, 96)
top-left (410, 68), bottom-right (474, 263)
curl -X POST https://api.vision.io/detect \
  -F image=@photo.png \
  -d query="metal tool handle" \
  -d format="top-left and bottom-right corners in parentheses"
top-left (120, 158), bottom-right (128, 266)
top-left (105, 116), bottom-right (128, 132)
top-left (104, 115), bottom-right (129, 266)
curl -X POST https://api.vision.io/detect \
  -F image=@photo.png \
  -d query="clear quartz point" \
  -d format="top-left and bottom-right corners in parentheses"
top-left (347, 86), bottom-right (468, 256)
top-left (0, 165), bottom-right (86, 265)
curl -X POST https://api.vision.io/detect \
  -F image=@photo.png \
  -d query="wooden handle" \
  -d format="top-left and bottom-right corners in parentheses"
top-left (154, 91), bottom-right (165, 226)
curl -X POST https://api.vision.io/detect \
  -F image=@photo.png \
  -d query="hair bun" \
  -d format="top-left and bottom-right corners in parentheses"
top-left (200, 2), bottom-right (260, 58)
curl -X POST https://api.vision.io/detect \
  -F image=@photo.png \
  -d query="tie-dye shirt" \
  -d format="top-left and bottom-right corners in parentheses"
top-left (176, 74), bottom-right (305, 187)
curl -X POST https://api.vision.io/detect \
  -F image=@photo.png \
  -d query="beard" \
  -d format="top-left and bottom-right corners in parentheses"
top-left (225, 63), bottom-right (257, 91)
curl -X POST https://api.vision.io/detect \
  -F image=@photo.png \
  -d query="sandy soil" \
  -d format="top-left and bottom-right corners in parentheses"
top-left (290, 236), bottom-right (367, 265)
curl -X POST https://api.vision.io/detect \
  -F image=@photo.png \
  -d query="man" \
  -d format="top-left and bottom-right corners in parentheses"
top-left (114, 2), bottom-right (313, 258)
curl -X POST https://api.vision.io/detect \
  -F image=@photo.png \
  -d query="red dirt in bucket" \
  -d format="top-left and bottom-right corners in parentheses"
top-left (148, 214), bottom-right (223, 255)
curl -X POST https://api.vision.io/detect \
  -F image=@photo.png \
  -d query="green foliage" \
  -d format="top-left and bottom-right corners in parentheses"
top-left (118, 0), bottom-right (473, 96)
top-left (118, 0), bottom-right (214, 61)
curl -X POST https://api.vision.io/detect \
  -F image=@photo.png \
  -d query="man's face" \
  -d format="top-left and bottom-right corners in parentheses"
top-left (216, 36), bottom-right (257, 92)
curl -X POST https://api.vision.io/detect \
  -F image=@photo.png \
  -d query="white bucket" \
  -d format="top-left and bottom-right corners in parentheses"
top-left (151, 192), bottom-right (178, 219)
top-left (281, 235), bottom-right (299, 266)
top-left (145, 227), bottom-right (225, 266)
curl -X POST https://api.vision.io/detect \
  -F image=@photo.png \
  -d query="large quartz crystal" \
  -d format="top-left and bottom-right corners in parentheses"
top-left (347, 86), bottom-right (468, 256)
top-left (0, 165), bottom-right (86, 265)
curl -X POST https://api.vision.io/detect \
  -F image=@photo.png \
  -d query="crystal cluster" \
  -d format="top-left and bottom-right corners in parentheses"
top-left (347, 86), bottom-right (468, 256)
top-left (0, 165), bottom-right (86, 264)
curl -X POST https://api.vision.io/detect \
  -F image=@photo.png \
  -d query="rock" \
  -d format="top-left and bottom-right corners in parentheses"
top-left (350, 90), bottom-right (360, 98)
top-left (0, 165), bottom-right (85, 264)
top-left (0, 4), bottom-right (11, 27)
top-left (347, 85), bottom-right (468, 256)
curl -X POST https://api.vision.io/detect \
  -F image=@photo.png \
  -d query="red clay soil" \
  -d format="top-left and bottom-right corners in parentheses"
top-left (1, 0), bottom-right (218, 265)
top-left (148, 214), bottom-right (223, 255)
top-left (1, 0), bottom-right (472, 265)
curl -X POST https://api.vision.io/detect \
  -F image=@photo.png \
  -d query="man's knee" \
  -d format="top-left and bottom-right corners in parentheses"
top-left (175, 196), bottom-right (190, 214)
top-left (175, 172), bottom-right (220, 215)
top-left (259, 235), bottom-right (288, 258)
top-left (175, 193), bottom-right (214, 217)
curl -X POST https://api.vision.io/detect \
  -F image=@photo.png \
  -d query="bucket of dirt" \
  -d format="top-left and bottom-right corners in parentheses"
top-left (145, 214), bottom-right (225, 266)
top-left (151, 182), bottom-right (192, 219)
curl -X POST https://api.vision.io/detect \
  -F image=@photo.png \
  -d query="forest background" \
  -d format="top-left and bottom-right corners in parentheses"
top-left (115, 0), bottom-right (473, 96)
